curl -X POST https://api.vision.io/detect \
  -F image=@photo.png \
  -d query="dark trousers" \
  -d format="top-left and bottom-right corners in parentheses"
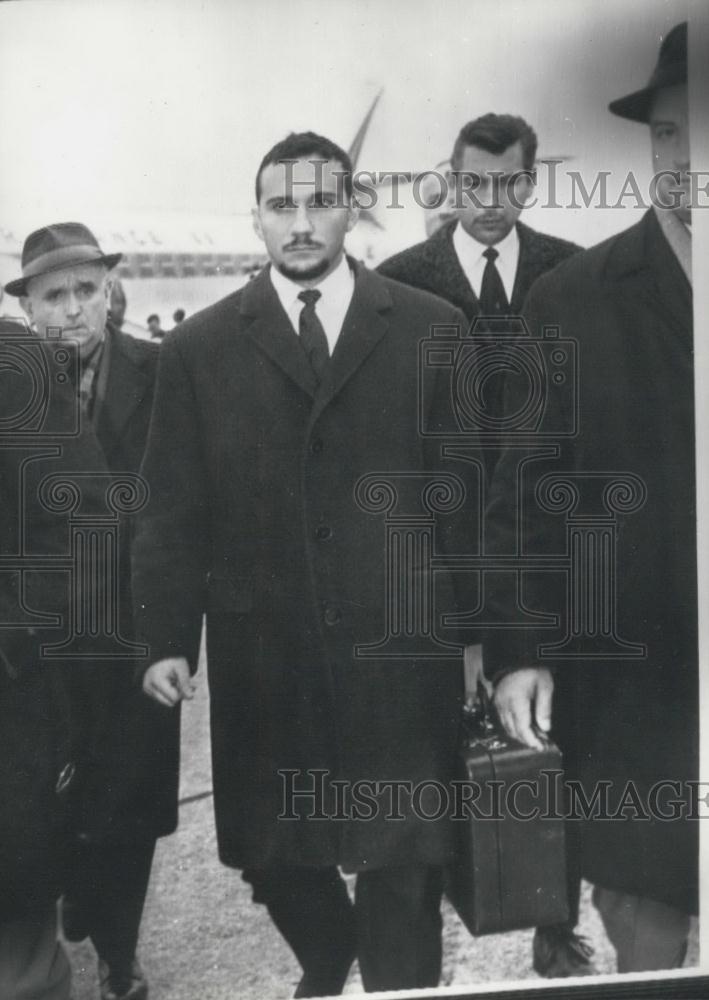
top-left (551, 673), bottom-right (584, 930)
top-left (65, 839), bottom-right (156, 977)
top-left (243, 864), bottom-right (444, 995)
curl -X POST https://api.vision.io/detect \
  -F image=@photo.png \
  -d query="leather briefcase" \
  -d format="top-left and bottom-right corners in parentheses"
top-left (445, 685), bottom-right (569, 935)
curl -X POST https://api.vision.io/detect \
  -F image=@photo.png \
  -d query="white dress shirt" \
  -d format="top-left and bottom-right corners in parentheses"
top-left (269, 255), bottom-right (355, 355)
top-left (452, 222), bottom-right (520, 303)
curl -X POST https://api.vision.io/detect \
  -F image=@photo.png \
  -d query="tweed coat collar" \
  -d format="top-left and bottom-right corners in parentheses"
top-left (413, 219), bottom-right (563, 316)
top-left (239, 259), bottom-right (393, 413)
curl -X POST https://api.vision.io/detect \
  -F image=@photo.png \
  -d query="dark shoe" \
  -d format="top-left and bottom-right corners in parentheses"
top-left (533, 924), bottom-right (596, 978)
top-left (294, 972), bottom-right (345, 998)
top-left (293, 947), bottom-right (355, 997)
top-left (59, 895), bottom-right (90, 943)
top-left (99, 958), bottom-right (149, 1000)
top-left (292, 931), bottom-right (355, 997)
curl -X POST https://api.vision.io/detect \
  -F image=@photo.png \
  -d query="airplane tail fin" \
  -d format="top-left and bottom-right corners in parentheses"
top-left (348, 88), bottom-right (383, 168)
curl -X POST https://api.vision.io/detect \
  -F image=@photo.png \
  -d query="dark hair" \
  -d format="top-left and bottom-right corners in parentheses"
top-left (451, 114), bottom-right (538, 171)
top-left (173, 309), bottom-right (186, 323)
top-left (255, 131), bottom-right (353, 202)
top-left (147, 314), bottom-right (160, 324)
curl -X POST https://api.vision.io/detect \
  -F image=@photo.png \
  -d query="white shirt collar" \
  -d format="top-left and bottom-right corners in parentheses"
top-left (269, 254), bottom-right (355, 354)
top-left (452, 222), bottom-right (520, 303)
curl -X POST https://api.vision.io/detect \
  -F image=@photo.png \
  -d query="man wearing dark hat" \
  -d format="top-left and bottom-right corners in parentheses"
top-left (5, 223), bottom-right (170, 1000)
top-left (485, 22), bottom-right (696, 972)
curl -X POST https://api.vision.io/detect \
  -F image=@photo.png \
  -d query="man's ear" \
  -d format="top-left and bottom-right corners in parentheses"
top-left (346, 198), bottom-right (360, 233)
top-left (252, 206), bottom-right (264, 243)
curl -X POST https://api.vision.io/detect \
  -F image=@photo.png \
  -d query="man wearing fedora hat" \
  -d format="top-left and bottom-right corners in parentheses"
top-left (5, 222), bottom-right (172, 1000)
top-left (485, 21), bottom-right (697, 972)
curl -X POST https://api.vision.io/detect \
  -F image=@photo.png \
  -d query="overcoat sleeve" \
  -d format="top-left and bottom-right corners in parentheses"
top-left (423, 305), bottom-right (486, 636)
top-left (132, 332), bottom-right (210, 673)
top-left (483, 277), bottom-right (574, 681)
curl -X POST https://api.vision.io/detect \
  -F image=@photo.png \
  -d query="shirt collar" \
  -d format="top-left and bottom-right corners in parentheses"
top-left (452, 221), bottom-right (520, 270)
top-left (269, 253), bottom-right (354, 312)
top-left (452, 222), bottom-right (520, 302)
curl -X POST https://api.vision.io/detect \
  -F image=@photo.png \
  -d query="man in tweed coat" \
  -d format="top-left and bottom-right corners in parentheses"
top-left (379, 114), bottom-right (580, 481)
top-left (378, 114), bottom-right (580, 327)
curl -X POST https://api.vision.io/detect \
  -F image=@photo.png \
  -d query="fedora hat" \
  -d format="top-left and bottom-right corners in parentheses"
top-left (609, 21), bottom-right (687, 124)
top-left (4, 222), bottom-right (122, 297)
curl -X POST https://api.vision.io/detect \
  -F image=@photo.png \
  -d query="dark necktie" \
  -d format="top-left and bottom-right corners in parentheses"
top-left (298, 289), bottom-right (329, 381)
top-left (479, 246), bottom-right (510, 316)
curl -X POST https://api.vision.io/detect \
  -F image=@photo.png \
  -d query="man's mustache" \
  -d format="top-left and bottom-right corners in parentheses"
top-left (284, 238), bottom-right (323, 250)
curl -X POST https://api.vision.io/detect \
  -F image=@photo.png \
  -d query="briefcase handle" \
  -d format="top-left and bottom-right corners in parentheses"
top-left (461, 679), bottom-right (498, 736)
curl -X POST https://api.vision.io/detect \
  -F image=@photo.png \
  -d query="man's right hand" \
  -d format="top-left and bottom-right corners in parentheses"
top-left (143, 657), bottom-right (195, 708)
top-left (494, 667), bottom-right (554, 751)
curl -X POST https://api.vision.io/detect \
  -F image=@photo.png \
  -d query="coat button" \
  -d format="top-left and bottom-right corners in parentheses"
top-left (324, 606), bottom-right (342, 626)
top-left (55, 762), bottom-right (76, 796)
top-left (310, 438), bottom-right (324, 454)
top-left (315, 524), bottom-right (332, 541)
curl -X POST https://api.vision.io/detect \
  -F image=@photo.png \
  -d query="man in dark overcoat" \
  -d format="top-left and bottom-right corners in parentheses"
top-left (0, 317), bottom-right (107, 1000)
top-left (486, 21), bottom-right (697, 973)
top-left (9, 222), bottom-right (169, 1000)
top-left (134, 131), bottom-right (482, 996)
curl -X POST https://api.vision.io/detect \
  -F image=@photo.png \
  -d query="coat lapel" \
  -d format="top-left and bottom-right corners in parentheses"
top-left (605, 210), bottom-right (692, 346)
top-left (95, 326), bottom-right (153, 460)
top-left (310, 262), bottom-right (392, 420)
top-left (240, 267), bottom-right (318, 398)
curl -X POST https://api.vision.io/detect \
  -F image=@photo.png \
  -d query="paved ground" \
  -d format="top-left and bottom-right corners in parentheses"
top-left (65, 658), bottom-right (698, 999)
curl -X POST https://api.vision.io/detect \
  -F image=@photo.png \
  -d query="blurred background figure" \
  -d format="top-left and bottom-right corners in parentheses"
top-left (146, 314), bottom-right (165, 340)
top-left (109, 280), bottom-right (127, 330)
top-left (172, 308), bottom-right (186, 326)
